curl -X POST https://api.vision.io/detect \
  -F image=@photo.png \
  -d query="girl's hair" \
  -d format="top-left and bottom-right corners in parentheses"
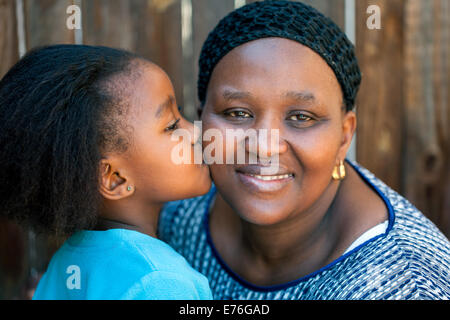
top-left (0, 44), bottom-right (142, 236)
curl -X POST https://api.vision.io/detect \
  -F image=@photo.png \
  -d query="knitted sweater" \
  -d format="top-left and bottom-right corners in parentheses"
top-left (158, 161), bottom-right (450, 300)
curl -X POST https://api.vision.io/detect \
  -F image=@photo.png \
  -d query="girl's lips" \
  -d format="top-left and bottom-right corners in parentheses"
top-left (236, 171), bottom-right (294, 193)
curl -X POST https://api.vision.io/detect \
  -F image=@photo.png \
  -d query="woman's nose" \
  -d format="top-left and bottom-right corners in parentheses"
top-left (244, 125), bottom-right (288, 158)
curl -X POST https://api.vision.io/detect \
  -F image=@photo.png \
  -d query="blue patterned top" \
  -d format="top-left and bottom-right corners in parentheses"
top-left (158, 161), bottom-right (450, 299)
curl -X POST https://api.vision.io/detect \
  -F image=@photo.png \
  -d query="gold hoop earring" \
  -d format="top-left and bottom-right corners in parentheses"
top-left (332, 160), bottom-right (346, 180)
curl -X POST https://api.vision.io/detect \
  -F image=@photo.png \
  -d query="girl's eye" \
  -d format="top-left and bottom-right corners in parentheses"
top-left (225, 110), bottom-right (252, 118)
top-left (165, 118), bottom-right (180, 132)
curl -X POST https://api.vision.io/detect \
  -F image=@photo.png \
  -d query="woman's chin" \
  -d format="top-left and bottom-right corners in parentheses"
top-left (237, 207), bottom-right (289, 226)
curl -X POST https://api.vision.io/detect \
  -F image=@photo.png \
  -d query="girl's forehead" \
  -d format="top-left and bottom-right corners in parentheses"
top-left (125, 63), bottom-right (175, 122)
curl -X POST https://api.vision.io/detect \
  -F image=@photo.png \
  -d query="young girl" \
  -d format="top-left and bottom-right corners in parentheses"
top-left (0, 44), bottom-right (212, 299)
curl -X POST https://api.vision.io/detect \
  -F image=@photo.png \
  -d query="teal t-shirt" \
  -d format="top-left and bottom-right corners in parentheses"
top-left (33, 229), bottom-right (213, 300)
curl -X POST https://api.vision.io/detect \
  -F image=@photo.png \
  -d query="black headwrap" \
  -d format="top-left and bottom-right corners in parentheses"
top-left (198, 0), bottom-right (361, 111)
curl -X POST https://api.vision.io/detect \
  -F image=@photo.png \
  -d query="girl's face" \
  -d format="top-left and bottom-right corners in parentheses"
top-left (201, 38), bottom-right (355, 225)
top-left (107, 62), bottom-right (211, 203)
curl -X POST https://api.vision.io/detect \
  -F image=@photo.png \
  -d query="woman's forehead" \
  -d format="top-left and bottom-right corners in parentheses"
top-left (207, 38), bottom-right (342, 106)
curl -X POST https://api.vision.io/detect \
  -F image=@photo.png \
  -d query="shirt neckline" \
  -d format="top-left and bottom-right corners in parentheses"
top-left (202, 159), bottom-right (396, 292)
top-left (66, 228), bottom-right (165, 249)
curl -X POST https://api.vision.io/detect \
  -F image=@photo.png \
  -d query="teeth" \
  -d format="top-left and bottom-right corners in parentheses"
top-left (248, 174), bottom-right (293, 181)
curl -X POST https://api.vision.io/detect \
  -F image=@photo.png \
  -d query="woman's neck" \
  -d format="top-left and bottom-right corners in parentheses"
top-left (210, 179), bottom-right (346, 285)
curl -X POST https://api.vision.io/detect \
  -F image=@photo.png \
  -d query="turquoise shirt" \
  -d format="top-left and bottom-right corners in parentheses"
top-left (33, 229), bottom-right (213, 300)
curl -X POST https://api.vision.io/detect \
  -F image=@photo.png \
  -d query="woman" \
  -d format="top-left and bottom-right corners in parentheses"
top-left (0, 45), bottom-right (212, 299)
top-left (159, 1), bottom-right (450, 299)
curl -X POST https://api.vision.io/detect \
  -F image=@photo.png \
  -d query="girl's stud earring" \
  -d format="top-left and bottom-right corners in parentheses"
top-left (127, 186), bottom-right (132, 191)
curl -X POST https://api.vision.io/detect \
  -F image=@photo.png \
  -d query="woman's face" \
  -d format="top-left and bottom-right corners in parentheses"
top-left (107, 62), bottom-right (211, 203)
top-left (201, 38), bottom-right (355, 225)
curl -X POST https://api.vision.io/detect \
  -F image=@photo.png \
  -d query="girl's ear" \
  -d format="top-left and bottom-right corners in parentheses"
top-left (337, 110), bottom-right (357, 160)
top-left (99, 159), bottom-right (134, 200)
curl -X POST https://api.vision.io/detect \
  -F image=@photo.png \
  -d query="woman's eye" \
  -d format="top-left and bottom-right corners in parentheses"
top-left (287, 114), bottom-right (312, 122)
top-left (225, 110), bottom-right (252, 118)
top-left (165, 118), bottom-right (180, 132)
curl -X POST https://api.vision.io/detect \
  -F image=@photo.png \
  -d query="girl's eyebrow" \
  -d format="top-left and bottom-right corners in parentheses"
top-left (155, 95), bottom-right (175, 119)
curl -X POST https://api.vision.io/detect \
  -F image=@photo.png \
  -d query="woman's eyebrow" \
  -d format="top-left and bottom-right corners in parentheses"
top-left (222, 90), bottom-right (316, 103)
top-left (283, 90), bottom-right (316, 103)
top-left (155, 95), bottom-right (175, 119)
top-left (222, 90), bottom-right (253, 101)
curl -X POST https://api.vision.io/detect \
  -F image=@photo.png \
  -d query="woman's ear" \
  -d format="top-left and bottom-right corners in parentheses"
top-left (99, 159), bottom-right (134, 200)
top-left (337, 110), bottom-right (357, 160)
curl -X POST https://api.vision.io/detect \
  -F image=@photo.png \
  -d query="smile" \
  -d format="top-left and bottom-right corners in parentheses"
top-left (236, 168), bottom-right (295, 193)
top-left (245, 173), bottom-right (293, 181)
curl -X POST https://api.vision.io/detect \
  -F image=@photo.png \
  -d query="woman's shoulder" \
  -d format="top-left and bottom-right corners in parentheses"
top-left (349, 160), bottom-right (450, 254)
top-left (350, 161), bottom-right (448, 238)
top-left (344, 161), bottom-right (450, 298)
top-left (341, 228), bottom-right (450, 299)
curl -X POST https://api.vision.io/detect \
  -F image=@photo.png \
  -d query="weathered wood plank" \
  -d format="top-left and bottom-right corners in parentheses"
top-left (355, 0), bottom-right (405, 192)
top-left (0, 219), bottom-right (27, 299)
top-left (434, 0), bottom-right (450, 237)
top-left (24, 0), bottom-right (75, 48)
top-left (0, 0), bottom-right (19, 77)
top-left (0, 0), bottom-right (28, 300)
top-left (403, 0), bottom-right (449, 236)
top-left (82, 0), bottom-right (184, 115)
top-left (190, 0), bottom-right (235, 119)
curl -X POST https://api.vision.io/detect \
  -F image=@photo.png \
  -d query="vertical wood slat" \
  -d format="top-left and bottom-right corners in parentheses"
top-left (0, 218), bottom-right (27, 299)
top-left (403, 0), bottom-right (449, 236)
top-left (0, 0), bottom-right (19, 77)
top-left (0, 0), bottom-right (26, 300)
top-left (190, 0), bottom-right (235, 120)
top-left (24, 0), bottom-right (75, 48)
top-left (355, 0), bottom-right (405, 193)
top-left (356, 0), bottom-right (449, 237)
top-left (82, 0), bottom-right (184, 115)
top-left (434, 0), bottom-right (450, 237)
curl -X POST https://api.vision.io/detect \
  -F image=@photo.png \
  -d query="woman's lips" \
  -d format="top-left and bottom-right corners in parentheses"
top-left (235, 167), bottom-right (294, 193)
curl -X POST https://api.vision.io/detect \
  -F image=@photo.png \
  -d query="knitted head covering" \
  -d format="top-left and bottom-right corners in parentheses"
top-left (198, 0), bottom-right (361, 111)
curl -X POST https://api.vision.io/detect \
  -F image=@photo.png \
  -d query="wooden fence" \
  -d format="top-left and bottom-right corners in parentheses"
top-left (0, 0), bottom-right (448, 299)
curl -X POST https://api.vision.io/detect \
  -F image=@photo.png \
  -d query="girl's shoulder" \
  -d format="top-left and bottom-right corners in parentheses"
top-left (65, 228), bottom-right (201, 274)
top-left (35, 228), bottom-right (212, 299)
